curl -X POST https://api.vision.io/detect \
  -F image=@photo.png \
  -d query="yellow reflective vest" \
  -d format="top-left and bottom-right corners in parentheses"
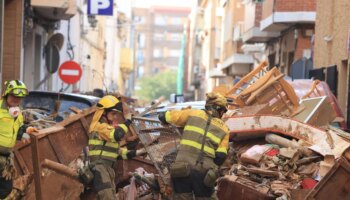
top-left (88, 121), bottom-right (129, 162)
top-left (0, 99), bottom-right (24, 151)
top-left (165, 109), bottom-right (229, 169)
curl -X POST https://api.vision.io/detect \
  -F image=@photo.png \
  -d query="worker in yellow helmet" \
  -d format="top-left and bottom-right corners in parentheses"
top-left (158, 92), bottom-right (230, 200)
top-left (88, 95), bottom-right (138, 199)
top-left (0, 80), bottom-right (37, 199)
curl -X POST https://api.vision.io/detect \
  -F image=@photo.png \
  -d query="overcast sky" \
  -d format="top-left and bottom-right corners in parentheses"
top-left (117, 0), bottom-right (196, 16)
top-left (131, 0), bottom-right (197, 7)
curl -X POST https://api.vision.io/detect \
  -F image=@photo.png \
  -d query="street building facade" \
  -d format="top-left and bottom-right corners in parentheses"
top-left (313, 0), bottom-right (350, 129)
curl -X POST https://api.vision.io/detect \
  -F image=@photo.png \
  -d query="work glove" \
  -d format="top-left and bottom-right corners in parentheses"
top-left (125, 113), bottom-right (133, 121)
top-left (26, 127), bottom-right (38, 134)
top-left (21, 127), bottom-right (38, 144)
top-left (124, 113), bottom-right (134, 127)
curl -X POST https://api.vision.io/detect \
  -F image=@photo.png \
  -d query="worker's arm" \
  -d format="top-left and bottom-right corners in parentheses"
top-left (113, 120), bottom-right (132, 141)
top-left (117, 147), bottom-right (146, 160)
top-left (158, 109), bottom-right (195, 127)
top-left (214, 129), bottom-right (229, 166)
top-left (17, 124), bottom-right (28, 140)
top-left (93, 121), bottom-right (131, 142)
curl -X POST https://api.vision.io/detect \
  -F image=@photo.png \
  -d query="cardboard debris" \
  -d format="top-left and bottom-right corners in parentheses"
top-left (319, 155), bottom-right (335, 178)
top-left (240, 145), bottom-right (271, 165)
top-left (279, 148), bottom-right (298, 159)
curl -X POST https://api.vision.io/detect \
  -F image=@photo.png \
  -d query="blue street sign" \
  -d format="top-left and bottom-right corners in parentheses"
top-left (87, 0), bottom-right (113, 16)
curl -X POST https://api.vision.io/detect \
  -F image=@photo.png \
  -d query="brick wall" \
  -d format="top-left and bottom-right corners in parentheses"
top-left (274, 0), bottom-right (316, 12)
top-left (2, 0), bottom-right (22, 86)
top-left (314, 0), bottom-right (350, 122)
top-left (255, 3), bottom-right (262, 27)
top-left (295, 26), bottom-right (314, 59)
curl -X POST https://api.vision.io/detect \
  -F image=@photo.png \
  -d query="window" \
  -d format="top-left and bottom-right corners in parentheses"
top-left (155, 15), bottom-right (166, 25)
top-left (138, 65), bottom-right (144, 77)
top-left (138, 34), bottom-right (145, 48)
top-left (171, 17), bottom-right (183, 25)
top-left (154, 33), bottom-right (165, 41)
top-left (153, 49), bottom-right (162, 58)
top-left (168, 33), bottom-right (182, 41)
top-left (137, 51), bottom-right (144, 64)
top-left (169, 50), bottom-right (181, 57)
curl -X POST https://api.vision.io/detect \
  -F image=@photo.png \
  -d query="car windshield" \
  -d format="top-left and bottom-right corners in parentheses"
top-left (21, 91), bottom-right (99, 122)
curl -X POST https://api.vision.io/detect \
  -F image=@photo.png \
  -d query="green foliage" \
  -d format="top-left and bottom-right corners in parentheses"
top-left (135, 70), bottom-right (177, 102)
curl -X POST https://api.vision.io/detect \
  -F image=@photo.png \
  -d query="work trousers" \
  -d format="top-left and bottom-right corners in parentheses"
top-left (0, 154), bottom-right (12, 199)
top-left (172, 169), bottom-right (216, 200)
top-left (92, 163), bottom-right (116, 200)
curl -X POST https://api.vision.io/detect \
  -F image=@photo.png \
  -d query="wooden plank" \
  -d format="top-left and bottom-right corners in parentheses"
top-left (30, 134), bottom-right (43, 200)
top-left (306, 157), bottom-right (350, 200)
top-left (47, 134), bottom-right (65, 164)
top-left (13, 150), bottom-right (29, 175)
top-left (79, 117), bottom-right (90, 137)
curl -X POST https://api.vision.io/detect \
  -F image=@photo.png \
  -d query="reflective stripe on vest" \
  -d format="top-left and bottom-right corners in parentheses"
top-left (0, 99), bottom-right (23, 148)
top-left (88, 132), bottom-right (120, 161)
top-left (179, 111), bottom-right (227, 158)
top-left (180, 139), bottom-right (215, 157)
top-left (184, 125), bottom-right (221, 144)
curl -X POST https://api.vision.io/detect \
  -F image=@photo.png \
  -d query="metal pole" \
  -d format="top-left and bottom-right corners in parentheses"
top-left (30, 134), bottom-right (43, 200)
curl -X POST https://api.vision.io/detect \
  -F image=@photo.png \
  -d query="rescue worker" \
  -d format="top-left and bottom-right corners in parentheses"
top-left (158, 92), bottom-right (230, 200)
top-left (0, 80), bottom-right (36, 199)
top-left (88, 95), bottom-right (138, 200)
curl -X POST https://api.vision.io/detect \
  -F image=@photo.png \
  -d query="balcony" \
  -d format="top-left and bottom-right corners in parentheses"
top-left (220, 54), bottom-right (254, 76)
top-left (242, 1), bottom-right (279, 43)
top-left (242, 27), bottom-right (280, 43)
top-left (31, 0), bottom-right (76, 21)
top-left (260, 0), bottom-right (316, 32)
top-left (209, 68), bottom-right (226, 78)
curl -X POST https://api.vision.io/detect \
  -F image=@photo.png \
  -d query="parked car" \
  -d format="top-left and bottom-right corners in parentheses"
top-left (139, 101), bottom-right (206, 118)
top-left (21, 91), bottom-right (100, 122)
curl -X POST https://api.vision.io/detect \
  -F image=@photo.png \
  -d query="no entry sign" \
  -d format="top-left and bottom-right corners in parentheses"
top-left (58, 61), bottom-right (82, 84)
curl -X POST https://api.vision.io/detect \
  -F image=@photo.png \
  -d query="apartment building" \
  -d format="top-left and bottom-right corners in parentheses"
top-left (132, 6), bottom-right (190, 78)
top-left (0, 0), bottom-right (77, 92)
top-left (259, 0), bottom-right (316, 76)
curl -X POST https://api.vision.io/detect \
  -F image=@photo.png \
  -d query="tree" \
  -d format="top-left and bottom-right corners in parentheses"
top-left (135, 70), bottom-right (177, 102)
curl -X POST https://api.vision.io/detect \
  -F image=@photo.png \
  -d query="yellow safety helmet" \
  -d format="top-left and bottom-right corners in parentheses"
top-left (205, 92), bottom-right (227, 108)
top-left (89, 95), bottom-right (121, 133)
top-left (96, 95), bottom-right (121, 111)
top-left (2, 80), bottom-right (28, 97)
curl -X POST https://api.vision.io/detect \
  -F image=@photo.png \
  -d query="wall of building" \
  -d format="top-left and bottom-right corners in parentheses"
top-left (2, 0), bottom-right (23, 86)
top-left (314, 0), bottom-right (350, 120)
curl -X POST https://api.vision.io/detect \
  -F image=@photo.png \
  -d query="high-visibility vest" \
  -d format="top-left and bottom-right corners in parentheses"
top-left (0, 99), bottom-right (23, 149)
top-left (88, 123), bottom-right (129, 162)
top-left (176, 110), bottom-right (227, 168)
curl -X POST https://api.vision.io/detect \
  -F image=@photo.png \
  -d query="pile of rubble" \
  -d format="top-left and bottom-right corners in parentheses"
top-left (10, 61), bottom-right (350, 200)
top-left (214, 61), bottom-right (350, 200)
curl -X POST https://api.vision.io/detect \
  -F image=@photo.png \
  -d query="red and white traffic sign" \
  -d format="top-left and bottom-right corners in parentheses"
top-left (58, 61), bottom-right (82, 84)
